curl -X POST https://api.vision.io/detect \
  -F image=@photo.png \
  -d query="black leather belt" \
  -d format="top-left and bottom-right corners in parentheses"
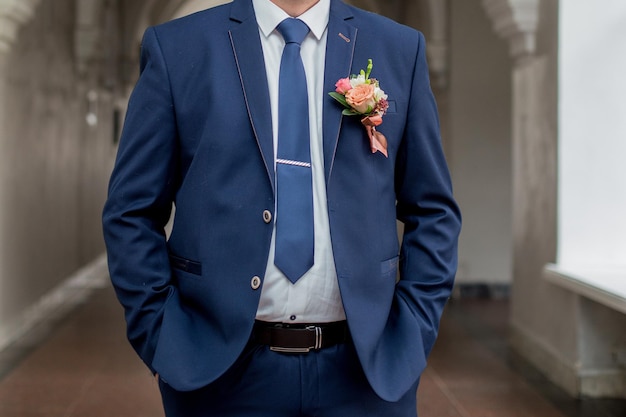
top-left (253, 320), bottom-right (350, 353)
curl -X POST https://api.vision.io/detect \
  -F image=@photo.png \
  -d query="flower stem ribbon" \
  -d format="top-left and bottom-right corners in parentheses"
top-left (361, 115), bottom-right (388, 157)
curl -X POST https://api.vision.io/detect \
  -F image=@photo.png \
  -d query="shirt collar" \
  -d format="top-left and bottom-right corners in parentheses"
top-left (252, 0), bottom-right (330, 41)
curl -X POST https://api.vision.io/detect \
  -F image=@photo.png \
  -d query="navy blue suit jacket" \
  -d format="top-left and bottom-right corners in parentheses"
top-left (102, 0), bottom-right (461, 402)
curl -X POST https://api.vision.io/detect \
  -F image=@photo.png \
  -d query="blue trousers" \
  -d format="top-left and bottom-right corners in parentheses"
top-left (158, 340), bottom-right (419, 416)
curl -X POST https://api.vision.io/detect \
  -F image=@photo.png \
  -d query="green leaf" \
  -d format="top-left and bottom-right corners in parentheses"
top-left (328, 92), bottom-right (349, 108)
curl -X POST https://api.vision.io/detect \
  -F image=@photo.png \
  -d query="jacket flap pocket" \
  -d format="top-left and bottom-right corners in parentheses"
top-left (169, 254), bottom-right (202, 276)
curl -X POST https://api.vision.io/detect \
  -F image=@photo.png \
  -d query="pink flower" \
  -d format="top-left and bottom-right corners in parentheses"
top-left (335, 77), bottom-right (352, 94)
top-left (375, 98), bottom-right (389, 115)
top-left (345, 83), bottom-right (376, 114)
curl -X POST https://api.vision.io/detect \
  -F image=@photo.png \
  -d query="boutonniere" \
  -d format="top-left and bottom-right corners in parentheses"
top-left (329, 59), bottom-right (389, 157)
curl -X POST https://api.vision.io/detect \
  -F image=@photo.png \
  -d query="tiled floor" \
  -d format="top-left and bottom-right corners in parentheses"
top-left (0, 286), bottom-right (624, 417)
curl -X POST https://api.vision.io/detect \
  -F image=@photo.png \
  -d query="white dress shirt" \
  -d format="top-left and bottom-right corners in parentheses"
top-left (252, 0), bottom-right (346, 323)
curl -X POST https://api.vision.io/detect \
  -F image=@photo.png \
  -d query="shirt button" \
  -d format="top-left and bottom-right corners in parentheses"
top-left (251, 276), bottom-right (261, 290)
top-left (263, 210), bottom-right (272, 224)
top-left (290, 315), bottom-right (297, 321)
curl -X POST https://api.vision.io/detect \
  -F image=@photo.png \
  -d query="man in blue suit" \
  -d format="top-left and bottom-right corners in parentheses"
top-left (102, 0), bottom-right (461, 415)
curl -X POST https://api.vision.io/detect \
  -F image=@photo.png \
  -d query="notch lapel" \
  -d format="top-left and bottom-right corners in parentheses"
top-left (229, 4), bottom-right (275, 193)
top-left (323, 3), bottom-right (357, 183)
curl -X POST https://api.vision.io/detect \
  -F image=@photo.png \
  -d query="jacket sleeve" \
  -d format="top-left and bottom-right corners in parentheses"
top-left (394, 30), bottom-right (462, 363)
top-left (102, 27), bottom-right (179, 372)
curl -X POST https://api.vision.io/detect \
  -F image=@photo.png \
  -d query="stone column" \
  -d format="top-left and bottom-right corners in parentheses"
top-left (482, 0), bottom-right (579, 396)
top-left (0, 0), bottom-right (41, 305)
top-left (482, 0), bottom-right (539, 61)
top-left (484, 0), bottom-right (626, 398)
top-left (0, 52), bottom-right (6, 279)
top-left (0, 0), bottom-right (41, 54)
top-left (425, 0), bottom-right (449, 90)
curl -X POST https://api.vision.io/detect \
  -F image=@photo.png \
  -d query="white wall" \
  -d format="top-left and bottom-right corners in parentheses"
top-left (449, 0), bottom-right (513, 284)
top-left (558, 0), bottom-right (626, 268)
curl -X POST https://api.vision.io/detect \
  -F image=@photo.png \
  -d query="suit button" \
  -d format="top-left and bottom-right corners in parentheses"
top-left (263, 210), bottom-right (272, 224)
top-left (251, 276), bottom-right (261, 290)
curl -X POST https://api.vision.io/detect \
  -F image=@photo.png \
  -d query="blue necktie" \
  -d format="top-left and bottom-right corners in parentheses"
top-left (274, 18), bottom-right (314, 284)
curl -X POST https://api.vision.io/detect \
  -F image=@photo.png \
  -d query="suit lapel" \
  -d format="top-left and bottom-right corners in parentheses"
top-left (229, 1), bottom-right (275, 193)
top-left (323, 1), bottom-right (357, 183)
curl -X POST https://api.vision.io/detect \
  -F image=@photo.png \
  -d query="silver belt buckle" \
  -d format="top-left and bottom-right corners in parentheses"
top-left (269, 325), bottom-right (322, 353)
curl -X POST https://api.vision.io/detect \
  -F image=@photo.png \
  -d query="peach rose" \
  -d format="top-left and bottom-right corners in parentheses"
top-left (335, 77), bottom-right (352, 94)
top-left (345, 83), bottom-right (376, 114)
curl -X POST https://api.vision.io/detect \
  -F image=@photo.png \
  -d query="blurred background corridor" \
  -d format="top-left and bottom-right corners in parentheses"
top-left (0, 0), bottom-right (625, 415)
